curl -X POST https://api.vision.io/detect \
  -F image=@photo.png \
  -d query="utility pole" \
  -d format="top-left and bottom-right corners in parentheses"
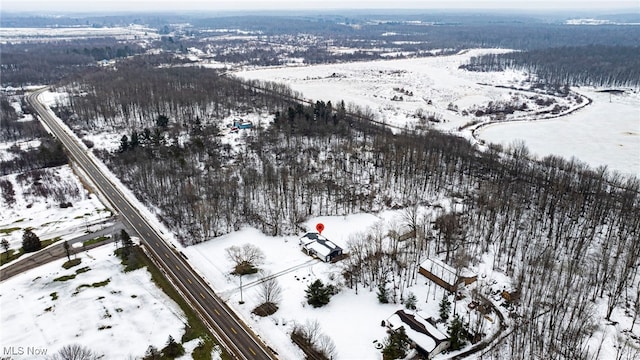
top-left (239, 274), bottom-right (244, 304)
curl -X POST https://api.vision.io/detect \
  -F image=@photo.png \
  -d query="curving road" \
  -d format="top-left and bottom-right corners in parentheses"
top-left (26, 88), bottom-right (276, 360)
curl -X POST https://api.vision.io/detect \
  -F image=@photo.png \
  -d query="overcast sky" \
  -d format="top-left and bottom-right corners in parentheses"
top-left (2, 0), bottom-right (638, 13)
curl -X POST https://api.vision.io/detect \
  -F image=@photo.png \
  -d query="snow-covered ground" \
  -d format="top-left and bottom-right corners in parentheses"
top-left (184, 211), bottom-right (502, 360)
top-left (0, 164), bottom-right (112, 255)
top-left (1, 96), bottom-right (201, 360)
top-left (0, 25), bottom-right (158, 43)
top-left (237, 49), bottom-right (524, 134)
top-left (0, 245), bottom-right (188, 359)
top-left (235, 50), bottom-right (639, 177)
top-left (0, 92), bottom-right (115, 256)
top-left (478, 88), bottom-right (640, 177)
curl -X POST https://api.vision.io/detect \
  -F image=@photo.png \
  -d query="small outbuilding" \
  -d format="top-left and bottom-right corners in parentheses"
top-left (233, 119), bottom-right (253, 129)
top-left (386, 310), bottom-right (450, 359)
top-left (418, 258), bottom-right (476, 293)
top-left (299, 232), bottom-right (343, 263)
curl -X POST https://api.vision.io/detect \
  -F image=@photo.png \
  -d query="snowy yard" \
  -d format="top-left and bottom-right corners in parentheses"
top-left (184, 211), bottom-right (502, 360)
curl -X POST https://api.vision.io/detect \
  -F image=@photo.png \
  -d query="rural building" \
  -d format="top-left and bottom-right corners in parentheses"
top-left (233, 119), bottom-right (253, 129)
top-left (418, 258), bottom-right (476, 293)
top-left (299, 232), bottom-right (343, 262)
top-left (386, 310), bottom-right (450, 358)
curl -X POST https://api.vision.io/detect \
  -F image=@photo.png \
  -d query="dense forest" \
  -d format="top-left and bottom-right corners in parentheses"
top-left (0, 40), bottom-right (141, 87)
top-left (55, 62), bottom-right (640, 359)
top-left (461, 45), bottom-right (640, 87)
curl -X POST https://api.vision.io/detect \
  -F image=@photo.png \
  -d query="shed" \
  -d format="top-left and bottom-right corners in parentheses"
top-left (418, 258), bottom-right (476, 292)
top-left (299, 232), bottom-right (343, 263)
top-left (233, 119), bottom-right (253, 129)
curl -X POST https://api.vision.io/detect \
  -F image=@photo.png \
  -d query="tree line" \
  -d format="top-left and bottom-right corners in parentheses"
top-left (0, 40), bottom-right (142, 87)
top-left (461, 45), bottom-right (640, 87)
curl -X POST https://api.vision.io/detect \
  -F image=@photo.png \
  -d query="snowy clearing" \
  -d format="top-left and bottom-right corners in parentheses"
top-left (0, 25), bottom-right (158, 43)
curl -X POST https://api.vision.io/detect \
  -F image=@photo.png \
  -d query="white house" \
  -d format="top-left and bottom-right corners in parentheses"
top-left (299, 232), bottom-right (343, 262)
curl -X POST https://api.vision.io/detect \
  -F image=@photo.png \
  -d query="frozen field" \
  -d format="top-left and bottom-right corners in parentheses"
top-left (236, 50), bottom-right (639, 177)
top-left (0, 25), bottom-right (158, 43)
top-left (478, 88), bottom-right (640, 177)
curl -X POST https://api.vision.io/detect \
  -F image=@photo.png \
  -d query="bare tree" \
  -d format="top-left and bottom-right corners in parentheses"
top-left (225, 243), bottom-right (265, 275)
top-left (258, 272), bottom-right (283, 305)
top-left (48, 344), bottom-right (99, 360)
top-left (317, 333), bottom-right (338, 359)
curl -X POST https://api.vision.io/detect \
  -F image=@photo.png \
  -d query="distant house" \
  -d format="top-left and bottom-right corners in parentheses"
top-left (386, 310), bottom-right (450, 358)
top-left (233, 119), bottom-right (253, 129)
top-left (418, 258), bottom-right (476, 293)
top-left (299, 232), bottom-right (343, 262)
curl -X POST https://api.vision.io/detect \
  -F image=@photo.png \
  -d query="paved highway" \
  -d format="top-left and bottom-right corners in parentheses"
top-left (26, 88), bottom-right (276, 360)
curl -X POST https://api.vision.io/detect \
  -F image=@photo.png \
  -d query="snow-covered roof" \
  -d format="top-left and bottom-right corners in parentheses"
top-left (300, 232), bottom-right (342, 257)
top-left (387, 310), bottom-right (448, 352)
top-left (419, 258), bottom-right (458, 286)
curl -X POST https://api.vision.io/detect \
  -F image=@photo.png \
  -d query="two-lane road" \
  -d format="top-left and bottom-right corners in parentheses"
top-left (26, 88), bottom-right (276, 360)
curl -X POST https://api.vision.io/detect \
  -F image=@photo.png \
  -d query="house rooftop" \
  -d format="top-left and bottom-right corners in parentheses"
top-left (300, 232), bottom-right (342, 258)
top-left (387, 310), bottom-right (448, 353)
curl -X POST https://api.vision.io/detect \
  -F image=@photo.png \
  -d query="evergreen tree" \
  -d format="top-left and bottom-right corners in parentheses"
top-left (63, 241), bottom-right (71, 261)
top-left (162, 335), bottom-right (185, 358)
top-left (143, 345), bottom-right (160, 360)
top-left (439, 294), bottom-right (451, 323)
top-left (448, 314), bottom-right (466, 351)
top-left (1, 239), bottom-right (9, 261)
top-left (382, 326), bottom-right (410, 360)
top-left (305, 279), bottom-right (331, 308)
top-left (130, 130), bottom-right (140, 149)
top-left (404, 292), bottom-right (417, 310)
top-left (121, 229), bottom-right (132, 255)
top-left (377, 282), bottom-right (390, 304)
top-left (119, 134), bottom-right (129, 152)
top-left (118, 229), bottom-right (136, 269)
top-left (22, 229), bottom-right (41, 253)
top-left (156, 114), bottom-right (169, 128)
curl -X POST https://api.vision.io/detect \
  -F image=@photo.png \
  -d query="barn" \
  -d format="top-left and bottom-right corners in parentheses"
top-left (418, 258), bottom-right (477, 293)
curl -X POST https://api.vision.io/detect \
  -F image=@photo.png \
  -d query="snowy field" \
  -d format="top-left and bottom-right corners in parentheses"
top-left (236, 49), bottom-right (524, 134)
top-left (184, 211), bottom-right (502, 360)
top-left (0, 245), bottom-right (193, 359)
top-left (235, 50), bottom-right (639, 177)
top-left (0, 25), bottom-right (158, 43)
top-left (478, 88), bottom-right (640, 177)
